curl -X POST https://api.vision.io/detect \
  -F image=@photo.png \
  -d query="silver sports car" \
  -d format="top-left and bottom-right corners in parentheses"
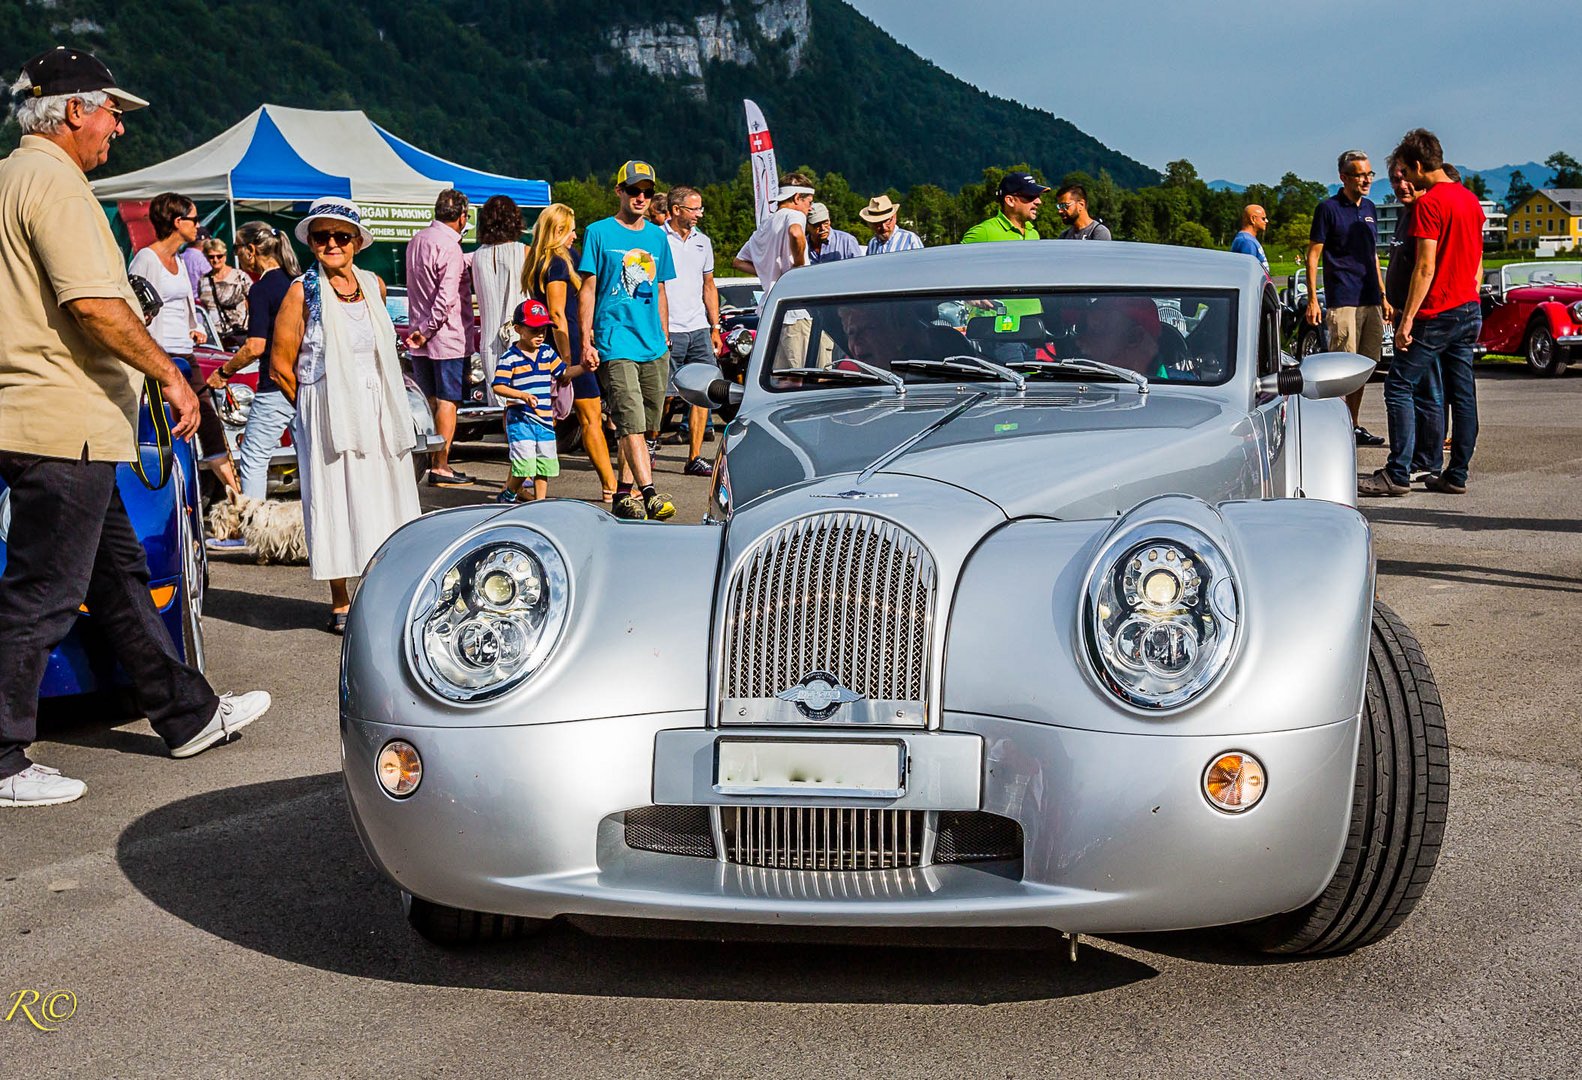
top-left (342, 243), bottom-right (1447, 956)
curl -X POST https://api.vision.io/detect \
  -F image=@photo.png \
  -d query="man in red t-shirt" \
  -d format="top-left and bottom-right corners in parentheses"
top-left (1359, 129), bottom-right (1484, 497)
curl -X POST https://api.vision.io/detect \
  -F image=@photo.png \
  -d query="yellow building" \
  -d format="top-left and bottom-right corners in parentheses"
top-left (1506, 189), bottom-right (1582, 250)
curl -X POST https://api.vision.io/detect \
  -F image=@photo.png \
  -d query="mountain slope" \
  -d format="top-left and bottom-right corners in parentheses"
top-left (1, 0), bottom-right (1157, 191)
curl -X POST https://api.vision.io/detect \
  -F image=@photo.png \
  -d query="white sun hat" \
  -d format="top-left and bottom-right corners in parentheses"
top-left (294, 197), bottom-right (375, 249)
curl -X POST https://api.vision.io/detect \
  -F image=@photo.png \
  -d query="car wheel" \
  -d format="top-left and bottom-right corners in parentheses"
top-left (1295, 325), bottom-right (1324, 359)
top-left (401, 891), bottom-right (547, 946)
top-left (174, 460), bottom-right (207, 672)
top-left (1524, 323), bottom-right (1566, 376)
top-left (1240, 600), bottom-right (1448, 955)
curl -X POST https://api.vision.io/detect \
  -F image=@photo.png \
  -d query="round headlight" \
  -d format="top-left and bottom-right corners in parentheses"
top-left (1085, 523), bottom-right (1239, 709)
top-left (377, 739), bottom-right (422, 797)
top-left (408, 528), bottom-right (569, 701)
top-left (1570, 300), bottom-right (1582, 324)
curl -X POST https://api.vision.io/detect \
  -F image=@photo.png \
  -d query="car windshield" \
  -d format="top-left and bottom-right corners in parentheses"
top-left (761, 289), bottom-right (1238, 390)
top-left (385, 288), bottom-right (410, 325)
top-left (719, 281), bottom-right (763, 312)
top-left (1502, 261), bottom-right (1582, 289)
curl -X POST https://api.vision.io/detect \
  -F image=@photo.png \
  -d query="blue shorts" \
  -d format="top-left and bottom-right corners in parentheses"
top-left (410, 355), bottom-right (465, 403)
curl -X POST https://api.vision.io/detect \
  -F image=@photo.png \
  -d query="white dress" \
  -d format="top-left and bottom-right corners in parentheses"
top-left (470, 241), bottom-right (525, 405)
top-left (294, 296), bottom-right (421, 580)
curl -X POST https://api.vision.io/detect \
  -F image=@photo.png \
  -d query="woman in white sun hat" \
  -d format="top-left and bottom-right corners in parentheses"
top-left (269, 197), bottom-right (420, 633)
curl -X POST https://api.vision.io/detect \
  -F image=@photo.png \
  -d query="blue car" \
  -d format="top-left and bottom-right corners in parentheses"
top-left (0, 402), bottom-right (206, 701)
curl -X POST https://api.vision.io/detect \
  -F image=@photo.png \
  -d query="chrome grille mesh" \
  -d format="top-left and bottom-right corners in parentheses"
top-left (724, 807), bottom-right (922, 870)
top-left (722, 513), bottom-right (936, 705)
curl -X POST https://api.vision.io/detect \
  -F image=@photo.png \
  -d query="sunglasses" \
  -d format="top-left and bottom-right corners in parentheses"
top-left (176, 213), bottom-right (199, 223)
top-left (309, 229), bottom-right (357, 247)
top-left (206, 253), bottom-right (226, 261)
top-left (622, 185), bottom-right (654, 199)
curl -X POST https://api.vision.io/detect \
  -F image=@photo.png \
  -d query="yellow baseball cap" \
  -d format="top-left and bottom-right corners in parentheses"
top-left (616, 160), bottom-right (657, 188)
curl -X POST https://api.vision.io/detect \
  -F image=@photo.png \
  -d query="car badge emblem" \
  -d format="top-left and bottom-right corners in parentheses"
top-left (777, 671), bottom-right (865, 720)
top-left (811, 489), bottom-right (898, 500)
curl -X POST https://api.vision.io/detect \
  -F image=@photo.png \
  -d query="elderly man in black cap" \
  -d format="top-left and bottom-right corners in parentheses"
top-left (0, 47), bottom-right (271, 806)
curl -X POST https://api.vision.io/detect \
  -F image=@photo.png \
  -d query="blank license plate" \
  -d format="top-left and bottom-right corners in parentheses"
top-left (714, 739), bottom-right (906, 798)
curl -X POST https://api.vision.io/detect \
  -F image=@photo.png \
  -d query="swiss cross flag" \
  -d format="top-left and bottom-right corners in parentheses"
top-left (749, 130), bottom-right (774, 153)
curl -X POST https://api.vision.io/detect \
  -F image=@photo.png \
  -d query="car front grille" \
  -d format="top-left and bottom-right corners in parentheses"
top-left (724, 806), bottom-right (922, 870)
top-left (721, 512), bottom-right (936, 712)
top-left (624, 806), bottom-right (1023, 870)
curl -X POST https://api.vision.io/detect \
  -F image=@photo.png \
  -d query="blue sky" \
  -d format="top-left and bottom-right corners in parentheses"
top-left (847, 0), bottom-right (1550, 184)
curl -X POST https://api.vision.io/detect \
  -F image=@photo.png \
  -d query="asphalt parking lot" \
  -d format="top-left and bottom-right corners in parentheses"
top-left (4, 366), bottom-right (1577, 1078)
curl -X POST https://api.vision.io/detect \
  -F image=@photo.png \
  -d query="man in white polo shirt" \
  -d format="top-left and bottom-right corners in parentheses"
top-left (663, 185), bottom-right (720, 476)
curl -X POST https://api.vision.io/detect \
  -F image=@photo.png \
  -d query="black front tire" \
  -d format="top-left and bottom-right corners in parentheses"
top-left (1242, 601), bottom-right (1449, 955)
top-left (402, 892), bottom-right (548, 946)
top-left (1295, 324), bottom-right (1325, 359)
top-left (1525, 324), bottom-right (1567, 376)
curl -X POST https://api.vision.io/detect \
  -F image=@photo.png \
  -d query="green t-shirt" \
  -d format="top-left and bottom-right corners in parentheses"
top-left (961, 212), bottom-right (1040, 244)
top-left (961, 212), bottom-right (1042, 329)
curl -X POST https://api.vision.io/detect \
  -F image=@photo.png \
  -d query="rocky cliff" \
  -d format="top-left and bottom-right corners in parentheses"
top-left (607, 0), bottom-right (809, 84)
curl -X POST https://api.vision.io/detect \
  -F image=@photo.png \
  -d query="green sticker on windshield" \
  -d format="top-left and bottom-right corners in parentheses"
top-left (994, 422), bottom-right (1019, 433)
top-left (996, 314), bottom-right (1016, 333)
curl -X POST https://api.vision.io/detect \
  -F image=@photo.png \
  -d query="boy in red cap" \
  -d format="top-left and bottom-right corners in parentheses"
top-left (491, 299), bottom-right (596, 503)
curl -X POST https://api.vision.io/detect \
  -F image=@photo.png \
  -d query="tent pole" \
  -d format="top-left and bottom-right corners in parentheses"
top-left (226, 173), bottom-right (237, 244)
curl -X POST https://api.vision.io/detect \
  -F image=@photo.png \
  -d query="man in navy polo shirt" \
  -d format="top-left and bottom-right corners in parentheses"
top-left (1305, 150), bottom-right (1392, 447)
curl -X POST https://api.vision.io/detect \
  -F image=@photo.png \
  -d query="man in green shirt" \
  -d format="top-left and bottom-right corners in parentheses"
top-left (962, 173), bottom-right (1048, 243)
top-left (961, 173), bottom-right (1047, 361)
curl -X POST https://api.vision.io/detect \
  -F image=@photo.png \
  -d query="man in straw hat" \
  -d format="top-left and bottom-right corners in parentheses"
top-left (0, 46), bottom-right (271, 806)
top-left (859, 194), bottom-right (924, 255)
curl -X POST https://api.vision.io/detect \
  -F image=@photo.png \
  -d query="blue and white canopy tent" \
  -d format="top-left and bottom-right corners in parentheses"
top-left (91, 104), bottom-right (551, 241)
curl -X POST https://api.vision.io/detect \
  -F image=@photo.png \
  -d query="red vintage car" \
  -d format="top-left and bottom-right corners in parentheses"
top-left (1480, 260), bottom-right (1582, 375)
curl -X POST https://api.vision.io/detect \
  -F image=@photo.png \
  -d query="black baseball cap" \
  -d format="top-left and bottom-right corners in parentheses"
top-left (998, 172), bottom-right (1050, 200)
top-left (19, 46), bottom-right (149, 111)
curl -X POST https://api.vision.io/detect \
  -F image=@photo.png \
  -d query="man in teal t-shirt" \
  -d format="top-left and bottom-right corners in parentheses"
top-left (578, 159), bottom-right (678, 521)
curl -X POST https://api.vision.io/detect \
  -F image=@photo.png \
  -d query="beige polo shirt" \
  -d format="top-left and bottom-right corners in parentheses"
top-left (0, 135), bottom-right (141, 461)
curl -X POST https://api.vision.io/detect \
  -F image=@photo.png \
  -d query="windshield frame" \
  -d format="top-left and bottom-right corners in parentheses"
top-left (757, 286), bottom-right (1242, 394)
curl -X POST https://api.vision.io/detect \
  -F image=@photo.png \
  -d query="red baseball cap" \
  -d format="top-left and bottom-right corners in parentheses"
top-left (512, 299), bottom-right (551, 328)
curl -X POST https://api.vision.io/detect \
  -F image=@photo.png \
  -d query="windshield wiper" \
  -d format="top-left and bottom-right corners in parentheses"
top-left (1008, 357), bottom-right (1149, 395)
top-left (776, 361), bottom-right (906, 395)
top-left (893, 355), bottom-right (1026, 392)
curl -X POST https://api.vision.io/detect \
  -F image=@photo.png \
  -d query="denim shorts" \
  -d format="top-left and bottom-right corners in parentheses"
top-left (410, 356), bottom-right (465, 403)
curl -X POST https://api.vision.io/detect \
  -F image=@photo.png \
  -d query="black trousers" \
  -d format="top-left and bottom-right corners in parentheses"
top-left (0, 452), bottom-right (217, 778)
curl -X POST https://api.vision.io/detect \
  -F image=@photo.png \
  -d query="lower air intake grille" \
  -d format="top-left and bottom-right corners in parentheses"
top-left (724, 806), bottom-right (922, 870)
top-left (934, 811), bottom-right (1023, 863)
top-left (624, 805), bottom-right (715, 858)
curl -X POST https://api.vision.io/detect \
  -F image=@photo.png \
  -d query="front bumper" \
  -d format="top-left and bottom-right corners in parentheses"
top-left (342, 709), bottom-right (1357, 935)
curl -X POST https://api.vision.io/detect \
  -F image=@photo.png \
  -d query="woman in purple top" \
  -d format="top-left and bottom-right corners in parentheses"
top-left (524, 204), bottom-right (616, 501)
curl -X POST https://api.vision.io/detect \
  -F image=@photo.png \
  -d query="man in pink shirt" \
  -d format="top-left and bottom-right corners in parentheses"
top-left (404, 188), bottom-right (474, 486)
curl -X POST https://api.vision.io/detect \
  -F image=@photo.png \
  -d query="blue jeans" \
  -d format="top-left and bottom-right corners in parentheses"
top-left (1384, 303), bottom-right (1480, 486)
top-left (237, 390), bottom-right (297, 500)
top-left (1409, 358), bottom-right (1444, 474)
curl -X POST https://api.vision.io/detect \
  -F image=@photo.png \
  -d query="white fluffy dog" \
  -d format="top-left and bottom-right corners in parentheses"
top-left (207, 492), bottom-right (308, 565)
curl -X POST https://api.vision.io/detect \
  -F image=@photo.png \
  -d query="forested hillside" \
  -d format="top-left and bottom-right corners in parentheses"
top-left (0, 0), bottom-right (1158, 192)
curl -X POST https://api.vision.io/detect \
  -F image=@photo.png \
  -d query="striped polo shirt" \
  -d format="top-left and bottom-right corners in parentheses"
top-left (493, 342), bottom-right (564, 429)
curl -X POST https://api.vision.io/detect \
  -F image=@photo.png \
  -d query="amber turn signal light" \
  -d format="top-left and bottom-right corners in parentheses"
top-left (1203, 751), bottom-right (1265, 813)
top-left (377, 740), bottom-right (422, 798)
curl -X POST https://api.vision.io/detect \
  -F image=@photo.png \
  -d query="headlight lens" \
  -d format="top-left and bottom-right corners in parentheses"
top-left (1569, 301), bottom-right (1582, 324)
top-left (730, 328), bottom-right (755, 357)
top-left (216, 383), bottom-right (254, 426)
top-left (408, 528), bottom-right (569, 701)
top-left (1085, 523), bottom-right (1239, 709)
top-left (1203, 751), bottom-right (1266, 812)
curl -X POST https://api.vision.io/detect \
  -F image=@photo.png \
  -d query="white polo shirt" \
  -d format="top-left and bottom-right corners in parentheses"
top-left (663, 221), bottom-right (715, 335)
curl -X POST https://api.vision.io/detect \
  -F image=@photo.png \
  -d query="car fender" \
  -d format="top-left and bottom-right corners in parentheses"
top-left (943, 494), bottom-right (1373, 738)
top-left (1292, 395), bottom-right (1357, 506)
top-left (342, 501), bottom-right (725, 729)
top-left (1532, 299), bottom-right (1581, 339)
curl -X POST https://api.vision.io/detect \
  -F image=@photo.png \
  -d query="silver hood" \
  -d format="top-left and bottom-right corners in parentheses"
top-left (724, 386), bottom-right (1266, 520)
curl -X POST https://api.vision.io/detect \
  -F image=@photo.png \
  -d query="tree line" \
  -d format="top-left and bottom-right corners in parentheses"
top-left (548, 150), bottom-right (1581, 272)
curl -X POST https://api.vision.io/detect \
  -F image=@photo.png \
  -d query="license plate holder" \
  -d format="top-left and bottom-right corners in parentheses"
top-left (714, 738), bottom-right (907, 798)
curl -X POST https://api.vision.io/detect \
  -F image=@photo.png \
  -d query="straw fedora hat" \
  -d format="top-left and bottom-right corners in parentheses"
top-left (858, 195), bottom-right (900, 224)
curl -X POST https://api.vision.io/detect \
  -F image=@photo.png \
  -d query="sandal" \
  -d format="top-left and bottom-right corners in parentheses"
top-left (326, 611), bottom-right (348, 635)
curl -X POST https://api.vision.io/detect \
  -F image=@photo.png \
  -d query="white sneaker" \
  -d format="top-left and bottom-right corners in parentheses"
top-left (0, 763), bottom-right (87, 807)
top-left (170, 690), bottom-right (272, 759)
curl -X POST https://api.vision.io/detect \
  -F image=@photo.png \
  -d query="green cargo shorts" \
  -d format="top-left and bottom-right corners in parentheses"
top-left (601, 354), bottom-right (669, 438)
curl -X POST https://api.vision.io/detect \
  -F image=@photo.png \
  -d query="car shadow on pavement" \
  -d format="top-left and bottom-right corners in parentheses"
top-left (204, 586), bottom-right (330, 632)
top-left (116, 774), bottom-right (1158, 1004)
top-left (1376, 558), bottom-right (1582, 594)
top-left (1363, 506), bottom-right (1582, 537)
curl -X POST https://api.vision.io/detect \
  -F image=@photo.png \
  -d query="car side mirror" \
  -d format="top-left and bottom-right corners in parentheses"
top-left (1258, 351), bottom-right (1375, 400)
top-left (674, 362), bottom-right (743, 410)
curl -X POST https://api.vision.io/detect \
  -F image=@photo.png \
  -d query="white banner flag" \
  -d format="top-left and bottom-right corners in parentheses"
top-left (744, 99), bottom-right (779, 224)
